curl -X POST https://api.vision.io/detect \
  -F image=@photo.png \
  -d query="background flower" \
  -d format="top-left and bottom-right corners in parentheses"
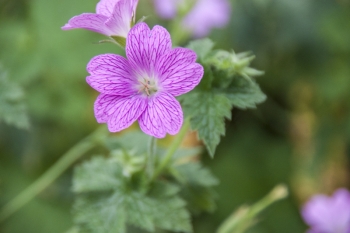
top-left (153, 0), bottom-right (231, 37)
top-left (153, 0), bottom-right (181, 19)
top-left (62, 0), bottom-right (138, 38)
top-left (302, 189), bottom-right (350, 233)
top-left (86, 23), bottom-right (203, 138)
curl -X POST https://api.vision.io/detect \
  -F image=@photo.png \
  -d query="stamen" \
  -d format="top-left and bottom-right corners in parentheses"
top-left (138, 78), bottom-right (158, 96)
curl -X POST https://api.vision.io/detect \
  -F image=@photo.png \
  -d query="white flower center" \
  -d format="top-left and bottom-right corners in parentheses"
top-left (137, 77), bottom-right (158, 96)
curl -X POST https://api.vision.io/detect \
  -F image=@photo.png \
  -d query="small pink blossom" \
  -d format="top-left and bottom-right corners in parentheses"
top-left (302, 189), bottom-right (350, 233)
top-left (86, 23), bottom-right (203, 138)
top-left (62, 0), bottom-right (138, 38)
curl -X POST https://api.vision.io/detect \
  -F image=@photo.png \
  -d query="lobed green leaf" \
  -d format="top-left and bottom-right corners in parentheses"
top-left (180, 92), bottom-right (232, 157)
top-left (73, 156), bottom-right (123, 193)
top-left (73, 156), bottom-right (192, 233)
top-left (183, 38), bottom-right (267, 157)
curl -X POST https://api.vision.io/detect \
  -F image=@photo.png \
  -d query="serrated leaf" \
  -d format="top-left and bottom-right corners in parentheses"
top-left (73, 156), bottom-right (123, 193)
top-left (180, 92), bottom-right (232, 157)
top-left (186, 38), bottom-right (215, 60)
top-left (224, 79), bottom-right (267, 110)
top-left (0, 68), bottom-right (30, 129)
top-left (74, 182), bottom-right (192, 233)
top-left (146, 182), bottom-right (192, 232)
top-left (74, 192), bottom-right (127, 233)
top-left (73, 156), bottom-right (192, 233)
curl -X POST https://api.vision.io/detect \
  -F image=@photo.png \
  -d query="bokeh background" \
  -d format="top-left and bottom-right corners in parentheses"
top-left (1, 0), bottom-right (350, 232)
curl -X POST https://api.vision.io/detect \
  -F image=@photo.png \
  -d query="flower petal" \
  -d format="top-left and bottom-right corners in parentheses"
top-left (86, 54), bottom-right (137, 96)
top-left (61, 13), bottom-right (113, 36)
top-left (94, 93), bottom-right (147, 130)
top-left (96, 0), bottom-right (117, 17)
top-left (105, 0), bottom-right (139, 38)
top-left (126, 23), bottom-right (172, 76)
top-left (156, 48), bottom-right (203, 96)
top-left (94, 94), bottom-right (120, 123)
top-left (139, 92), bottom-right (183, 138)
top-left (107, 95), bottom-right (148, 132)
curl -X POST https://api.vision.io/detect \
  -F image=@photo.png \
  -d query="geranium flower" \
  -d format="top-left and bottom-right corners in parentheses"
top-left (153, 0), bottom-right (231, 37)
top-left (86, 23), bottom-right (203, 138)
top-left (302, 189), bottom-right (350, 233)
top-left (62, 0), bottom-right (138, 38)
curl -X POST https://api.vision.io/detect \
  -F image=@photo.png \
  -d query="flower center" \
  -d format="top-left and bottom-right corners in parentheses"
top-left (137, 78), bottom-right (158, 96)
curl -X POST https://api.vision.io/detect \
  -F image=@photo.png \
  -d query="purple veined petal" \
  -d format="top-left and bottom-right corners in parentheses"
top-left (61, 13), bottom-right (113, 36)
top-left (105, 0), bottom-right (139, 38)
top-left (96, 0), bottom-right (119, 17)
top-left (156, 48), bottom-right (204, 96)
top-left (86, 54), bottom-right (137, 96)
top-left (139, 92), bottom-right (183, 138)
top-left (126, 23), bottom-right (172, 76)
top-left (94, 94), bottom-right (120, 123)
top-left (106, 94), bottom-right (148, 132)
top-left (183, 0), bottom-right (231, 37)
top-left (153, 0), bottom-right (179, 19)
top-left (94, 93), bottom-right (147, 129)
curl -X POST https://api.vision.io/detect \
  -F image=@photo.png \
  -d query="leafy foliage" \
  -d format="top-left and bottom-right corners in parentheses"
top-left (0, 67), bottom-right (30, 129)
top-left (72, 153), bottom-right (192, 233)
top-left (181, 39), bottom-right (266, 157)
top-left (73, 156), bottom-right (123, 193)
top-left (187, 38), bottom-right (214, 60)
top-left (172, 161), bottom-right (219, 215)
top-left (180, 92), bottom-right (232, 157)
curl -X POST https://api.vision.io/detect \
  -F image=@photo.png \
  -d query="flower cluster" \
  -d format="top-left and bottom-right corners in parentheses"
top-left (62, 0), bottom-right (204, 138)
top-left (302, 189), bottom-right (350, 233)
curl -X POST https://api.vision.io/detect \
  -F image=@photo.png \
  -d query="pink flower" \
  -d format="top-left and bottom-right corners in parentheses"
top-left (62, 0), bottom-right (138, 38)
top-left (86, 23), bottom-right (203, 138)
top-left (154, 0), bottom-right (231, 37)
top-left (302, 189), bottom-right (350, 233)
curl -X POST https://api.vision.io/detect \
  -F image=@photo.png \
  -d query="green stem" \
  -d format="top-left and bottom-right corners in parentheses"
top-left (0, 126), bottom-right (108, 222)
top-left (147, 136), bottom-right (157, 177)
top-left (216, 184), bottom-right (288, 233)
top-left (151, 118), bottom-right (191, 181)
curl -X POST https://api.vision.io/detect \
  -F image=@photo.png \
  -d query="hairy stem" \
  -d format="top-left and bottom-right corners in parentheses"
top-left (151, 118), bottom-right (191, 181)
top-left (0, 126), bottom-right (108, 222)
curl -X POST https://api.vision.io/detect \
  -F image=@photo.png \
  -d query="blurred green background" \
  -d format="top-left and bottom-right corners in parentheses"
top-left (0, 0), bottom-right (349, 232)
